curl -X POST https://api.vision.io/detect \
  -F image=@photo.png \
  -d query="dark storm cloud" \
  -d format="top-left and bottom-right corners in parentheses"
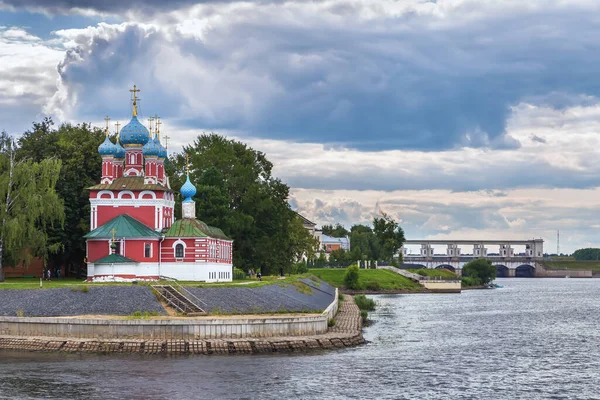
top-left (0, 0), bottom-right (283, 14)
top-left (46, 2), bottom-right (600, 152)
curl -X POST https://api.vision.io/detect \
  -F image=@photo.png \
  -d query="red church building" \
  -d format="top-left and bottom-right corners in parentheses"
top-left (84, 86), bottom-right (233, 282)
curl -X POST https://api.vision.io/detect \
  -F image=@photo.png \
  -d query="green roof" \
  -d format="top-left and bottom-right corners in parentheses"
top-left (84, 214), bottom-right (161, 239)
top-left (164, 218), bottom-right (229, 240)
top-left (89, 176), bottom-right (169, 191)
top-left (93, 254), bottom-right (137, 264)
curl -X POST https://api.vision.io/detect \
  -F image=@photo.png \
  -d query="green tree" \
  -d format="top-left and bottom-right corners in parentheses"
top-left (17, 119), bottom-right (104, 276)
top-left (344, 264), bottom-right (360, 289)
top-left (349, 224), bottom-right (381, 261)
top-left (572, 248), bottom-right (600, 260)
top-left (0, 132), bottom-right (64, 281)
top-left (288, 215), bottom-right (320, 263)
top-left (373, 213), bottom-right (405, 262)
top-left (322, 223), bottom-right (350, 238)
top-left (170, 134), bottom-right (298, 275)
top-left (462, 258), bottom-right (496, 285)
top-left (329, 248), bottom-right (351, 266)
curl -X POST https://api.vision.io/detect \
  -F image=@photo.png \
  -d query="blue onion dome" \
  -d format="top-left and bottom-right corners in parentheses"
top-left (114, 140), bottom-right (126, 159)
top-left (180, 174), bottom-right (197, 202)
top-left (156, 137), bottom-right (167, 159)
top-left (119, 116), bottom-right (150, 146)
top-left (98, 136), bottom-right (117, 156)
top-left (142, 135), bottom-right (160, 156)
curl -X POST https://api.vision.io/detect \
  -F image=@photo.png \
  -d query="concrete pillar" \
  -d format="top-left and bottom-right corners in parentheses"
top-left (420, 244), bottom-right (434, 258)
top-left (447, 244), bottom-right (460, 257)
top-left (500, 244), bottom-right (513, 258)
top-left (507, 268), bottom-right (516, 277)
top-left (473, 244), bottom-right (487, 257)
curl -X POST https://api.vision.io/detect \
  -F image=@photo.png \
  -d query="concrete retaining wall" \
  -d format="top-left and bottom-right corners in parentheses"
top-left (535, 268), bottom-right (592, 278)
top-left (0, 288), bottom-right (339, 340)
top-left (421, 281), bottom-right (461, 292)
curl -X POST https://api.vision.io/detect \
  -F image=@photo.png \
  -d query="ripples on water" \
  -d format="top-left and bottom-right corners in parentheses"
top-left (2, 278), bottom-right (600, 400)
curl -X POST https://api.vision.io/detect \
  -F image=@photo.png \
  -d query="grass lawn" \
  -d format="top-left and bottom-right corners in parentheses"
top-left (541, 260), bottom-right (600, 270)
top-left (408, 268), bottom-right (457, 278)
top-left (309, 268), bottom-right (421, 290)
top-left (0, 275), bottom-right (317, 290)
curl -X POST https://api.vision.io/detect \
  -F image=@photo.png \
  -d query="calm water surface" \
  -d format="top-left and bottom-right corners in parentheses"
top-left (2, 278), bottom-right (600, 399)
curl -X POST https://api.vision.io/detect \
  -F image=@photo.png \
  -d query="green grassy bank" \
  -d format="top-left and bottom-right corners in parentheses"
top-left (540, 260), bottom-right (600, 270)
top-left (309, 268), bottom-right (421, 291)
top-left (407, 269), bottom-right (457, 278)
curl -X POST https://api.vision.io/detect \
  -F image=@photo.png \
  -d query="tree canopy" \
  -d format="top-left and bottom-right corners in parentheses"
top-left (16, 119), bottom-right (104, 276)
top-left (0, 131), bottom-right (65, 281)
top-left (322, 223), bottom-right (350, 238)
top-left (169, 133), bottom-right (314, 274)
top-left (572, 248), bottom-right (600, 261)
top-left (462, 258), bottom-right (496, 285)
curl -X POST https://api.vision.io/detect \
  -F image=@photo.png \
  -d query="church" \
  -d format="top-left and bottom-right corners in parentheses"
top-left (84, 86), bottom-right (233, 282)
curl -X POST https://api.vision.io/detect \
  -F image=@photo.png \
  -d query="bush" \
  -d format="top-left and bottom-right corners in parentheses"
top-left (360, 309), bottom-right (368, 322)
top-left (416, 270), bottom-right (428, 276)
top-left (81, 286), bottom-right (89, 293)
top-left (461, 276), bottom-right (482, 287)
top-left (327, 318), bottom-right (336, 327)
top-left (338, 293), bottom-right (345, 301)
top-left (344, 264), bottom-right (360, 289)
top-left (462, 259), bottom-right (496, 285)
top-left (365, 281), bottom-right (381, 291)
top-left (354, 294), bottom-right (376, 311)
top-left (233, 268), bottom-right (246, 280)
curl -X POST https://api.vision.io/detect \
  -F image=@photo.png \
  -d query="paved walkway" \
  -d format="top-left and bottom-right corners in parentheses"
top-left (0, 297), bottom-right (364, 355)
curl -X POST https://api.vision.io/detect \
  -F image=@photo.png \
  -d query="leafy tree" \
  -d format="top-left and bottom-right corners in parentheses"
top-left (0, 132), bottom-right (64, 281)
top-left (349, 224), bottom-right (381, 261)
top-left (170, 134), bottom-right (299, 275)
top-left (288, 215), bottom-right (320, 263)
top-left (322, 223), bottom-right (350, 238)
top-left (344, 264), bottom-right (360, 289)
top-left (373, 213), bottom-right (405, 262)
top-left (572, 248), bottom-right (600, 261)
top-left (329, 248), bottom-right (352, 266)
top-left (17, 119), bottom-right (104, 276)
top-left (462, 258), bottom-right (496, 285)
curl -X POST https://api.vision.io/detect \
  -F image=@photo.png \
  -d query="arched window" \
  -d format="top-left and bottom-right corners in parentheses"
top-left (175, 244), bottom-right (184, 258)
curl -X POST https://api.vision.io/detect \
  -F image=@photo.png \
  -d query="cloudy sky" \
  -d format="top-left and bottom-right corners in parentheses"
top-left (2, 0), bottom-right (600, 253)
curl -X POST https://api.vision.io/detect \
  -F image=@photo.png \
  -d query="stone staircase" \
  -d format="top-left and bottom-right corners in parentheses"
top-left (152, 283), bottom-right (206, 315)
top-left (376, 265), bottom-right (422, 282)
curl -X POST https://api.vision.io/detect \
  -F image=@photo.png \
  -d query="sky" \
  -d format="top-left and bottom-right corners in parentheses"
top-left (2, 0), bottom-right (600, 254)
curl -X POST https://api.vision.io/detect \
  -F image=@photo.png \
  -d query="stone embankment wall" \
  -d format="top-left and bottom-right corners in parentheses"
top-left (535, 268), bottom-right (592, 278)
top-left (0, 295), bottom-right (364, 355)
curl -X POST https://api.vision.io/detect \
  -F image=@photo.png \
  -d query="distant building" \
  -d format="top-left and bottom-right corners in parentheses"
top-left (321, 234), bottom-right (350, 253)
top-left (295, 212), bottom-right (350, 257)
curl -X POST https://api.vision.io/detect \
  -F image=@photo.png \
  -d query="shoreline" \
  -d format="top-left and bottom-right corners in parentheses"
top-left (0, 296), bottom-right (365, 355)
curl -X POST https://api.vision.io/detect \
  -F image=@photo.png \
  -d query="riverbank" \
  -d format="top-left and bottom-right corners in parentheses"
top-left (0, 295), bottom-right (364, 355)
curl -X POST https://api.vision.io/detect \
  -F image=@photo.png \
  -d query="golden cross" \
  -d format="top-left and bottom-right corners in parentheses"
top-left (156, 118), bottom-right (162, 140)
top-left (163, 134), bottom-right (170, 150)
top-left (185, 153), bottom-right (189, 174)
top-left (115, 121), bottom-right (120, 135)
top-left (148, 116), bottom-right (154, 134)
top-left (111, 228), bottom-right (116, 242)
top-left (104, 116), bottom-right (110, 137)
top-left (129, 85), bottom-right (140, 116)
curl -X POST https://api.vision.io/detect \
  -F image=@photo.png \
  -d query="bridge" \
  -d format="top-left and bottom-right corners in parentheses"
top-left (400, 239), bottom-right (544, 277)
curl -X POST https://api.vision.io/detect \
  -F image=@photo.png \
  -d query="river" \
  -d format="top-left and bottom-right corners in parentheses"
top-left (2, 278), bottom-right (600, 399)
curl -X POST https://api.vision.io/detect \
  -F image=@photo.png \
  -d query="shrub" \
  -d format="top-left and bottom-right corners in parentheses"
top-left (16, 309), bottom-right (25, 317)
top-left (365, 281), bottom-right (381, 291)
top-left (338, 293), bottom-right (345, 301)
top-left (81, 286), bottom-right (89, 293)
top-left (327, 318), bottom-right (336, 327)
top-left (233, 268), bottom-right (246, 280)
top-left (461, 276), bottom-right (482, 287)
top-left (462, 259), bottom-right (496, 285)
top-left (416, 270), bottom-right (428, 276)
top-left (354, 294), bottom-right (376, 311)
top-left (360, 309), bottom-right (368, 323)
top-left (344, 264), bottom-right (360, 289)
